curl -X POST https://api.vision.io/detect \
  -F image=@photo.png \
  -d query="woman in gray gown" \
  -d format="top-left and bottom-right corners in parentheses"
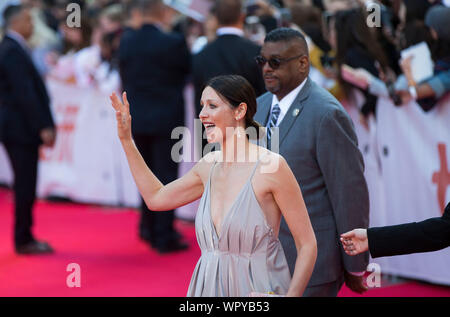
top-left (110, 75), bottom-right (317, 297)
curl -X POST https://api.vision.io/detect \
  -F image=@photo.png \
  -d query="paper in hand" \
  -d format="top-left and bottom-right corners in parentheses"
top-left (400, 42), bottom-right (434, 83)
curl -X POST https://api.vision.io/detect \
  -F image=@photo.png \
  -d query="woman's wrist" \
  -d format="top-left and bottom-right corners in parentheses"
top-left (286, 288), bottom-right (302, 297)
top-left (120, 137), bottom-right (134, 147)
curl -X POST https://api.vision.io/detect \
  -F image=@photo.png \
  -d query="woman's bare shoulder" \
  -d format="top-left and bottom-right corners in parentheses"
top-left (192, 150), bottom-right (221, 175)
top-left (256, 147), bottom-right (287, 167)
top-left (255, 148), bottom-right (291, 187)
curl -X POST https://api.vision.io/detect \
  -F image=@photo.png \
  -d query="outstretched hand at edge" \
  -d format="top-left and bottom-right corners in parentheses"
top-left (340, 229), bottom-right (369, 256)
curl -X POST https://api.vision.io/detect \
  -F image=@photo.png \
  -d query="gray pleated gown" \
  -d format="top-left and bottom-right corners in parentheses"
top-left (187, 159), bottom-right (291, 297)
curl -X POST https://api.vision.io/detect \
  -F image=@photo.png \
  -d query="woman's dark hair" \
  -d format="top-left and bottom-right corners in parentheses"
top-left (332, 8), bottom-right (391, 117)
top-left (333, 8), bottom-right (390, 75)
top-left (400, 20), bottom-right (433, 51)
top-left (206, 75), bottom-right (262, 139)
top-left (403, 0), bottom-right (432, 24)
top-left (290, 3), bottom-right (330, 52)
top-left (62, 14), bottom-right (93, 54)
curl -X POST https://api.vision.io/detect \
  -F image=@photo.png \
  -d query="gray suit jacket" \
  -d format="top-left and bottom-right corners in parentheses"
top-left (255, 77), bottom-right (370, 287)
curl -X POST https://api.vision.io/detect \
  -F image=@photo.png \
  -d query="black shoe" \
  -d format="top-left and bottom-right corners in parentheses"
top-left (155, 240), bottom-right (189, 254)
top-left (15, 241), bottom-right (54, 255)
top-left (139, 232), bottom-right (153, 243)
top-left (140, 230), bottom-right (182, 244)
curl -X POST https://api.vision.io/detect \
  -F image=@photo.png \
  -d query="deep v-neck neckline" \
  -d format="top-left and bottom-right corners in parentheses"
top-left (208, 161), bottom-right (258, 240)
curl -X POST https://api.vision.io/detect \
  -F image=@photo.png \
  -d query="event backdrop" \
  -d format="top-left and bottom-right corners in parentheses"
top-left (0, 81), bottom-right (449, 285)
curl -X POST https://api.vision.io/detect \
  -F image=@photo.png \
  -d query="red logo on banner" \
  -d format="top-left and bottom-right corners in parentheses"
top-left (432, 143), bottom-right (450, 215)
top-left (40, 104), bottom-right (79, 162)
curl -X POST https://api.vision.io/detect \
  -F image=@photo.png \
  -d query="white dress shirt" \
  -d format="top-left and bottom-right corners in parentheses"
top-left (216, 26), bottom-right (244, 37)
top-left (269, 78), bottom-right (307, 126)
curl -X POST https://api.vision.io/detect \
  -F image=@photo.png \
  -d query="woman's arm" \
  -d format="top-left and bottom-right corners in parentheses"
top-left (110, 92), bottom-right (204, 211)
top-left (269, 155), bottom-right (317, 297)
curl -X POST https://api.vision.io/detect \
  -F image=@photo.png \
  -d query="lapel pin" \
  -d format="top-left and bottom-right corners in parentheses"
top-left (292, 108), bottom-right (300, 117)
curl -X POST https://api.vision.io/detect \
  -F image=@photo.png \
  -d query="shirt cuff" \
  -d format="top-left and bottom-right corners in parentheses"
top-left (349, 271), bottom-right (366, 277)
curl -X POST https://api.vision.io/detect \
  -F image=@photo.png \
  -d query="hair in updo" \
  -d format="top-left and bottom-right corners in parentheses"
top-left (206, 75), bottom-right (263, 140)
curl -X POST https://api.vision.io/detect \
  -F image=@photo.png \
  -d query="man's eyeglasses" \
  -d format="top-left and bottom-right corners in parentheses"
top-left (254, 54), bottom-right (304, 70)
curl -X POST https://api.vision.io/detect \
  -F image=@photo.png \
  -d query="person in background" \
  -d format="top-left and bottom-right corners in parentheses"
top-left (397, 5), bottom-right (450, 111)
top-left (192, 0), bottom-right (266, 117)
top-left (123, 0), bottom-right (144, 30)
top-left (192, 0), bottom-right (266, 156)
top-left (47, 12), bottom-right (93, 83)
top-left (118, 0), bottom-right (190, 254)
top-left (73, 3), bottom-right (123, 88)
top-left (0, 4), bottom-right (56, 254)
top-left (189, 8), bottom-right (218, 54)
top-left (330, 8), bottom-right (391, 119)
top-left (289, 3), bottom-right (340, 98)
top-left (94, 28), bottom-right (122, 93)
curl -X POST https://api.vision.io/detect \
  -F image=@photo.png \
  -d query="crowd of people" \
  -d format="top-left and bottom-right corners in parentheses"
top-left (0, 0), bottom-right (449, 297)
top-left (0, 0), bottom-right (448, 110)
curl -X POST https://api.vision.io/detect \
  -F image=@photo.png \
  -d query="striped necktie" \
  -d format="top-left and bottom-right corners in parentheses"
top-left (266, 104), bottom-right (280, 149)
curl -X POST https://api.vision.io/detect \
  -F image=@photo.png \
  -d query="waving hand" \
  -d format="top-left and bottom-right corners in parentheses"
top-left (110, 92), bottom-right (132, 141)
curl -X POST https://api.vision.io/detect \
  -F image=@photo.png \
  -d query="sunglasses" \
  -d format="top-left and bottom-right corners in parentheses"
top-left (255, 54), bottom-right (304, 69)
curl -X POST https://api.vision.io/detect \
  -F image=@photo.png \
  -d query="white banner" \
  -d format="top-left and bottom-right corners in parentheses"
top-left (372, 95), bottom-right (450, 285)
top-left (37, 79), bottom-right (140, 207)
top-left (346, 91), bottom-right (450, 285)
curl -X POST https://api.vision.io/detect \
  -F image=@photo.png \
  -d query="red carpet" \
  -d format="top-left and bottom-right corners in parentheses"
top-left (1, 187), bottom-right (449, 297)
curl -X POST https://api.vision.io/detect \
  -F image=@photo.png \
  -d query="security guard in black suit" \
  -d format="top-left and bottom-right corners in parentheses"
top-left (0, 4), bottom-right (56, 254)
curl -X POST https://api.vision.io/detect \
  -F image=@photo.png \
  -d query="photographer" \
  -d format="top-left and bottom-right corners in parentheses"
top-left (397, 5), bottom-right (450, 111)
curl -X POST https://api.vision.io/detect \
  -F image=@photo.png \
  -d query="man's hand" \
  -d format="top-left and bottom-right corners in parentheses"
top-left (344, 271), bottom-right (368, 294)
top-left (340, 229), bottom-right (369, 255)
top-left (40, 127), bottom-right (56, 147)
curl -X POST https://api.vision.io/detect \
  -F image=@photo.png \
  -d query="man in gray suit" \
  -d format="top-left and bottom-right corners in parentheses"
top-left (254, 28), bottom-right (370, 296)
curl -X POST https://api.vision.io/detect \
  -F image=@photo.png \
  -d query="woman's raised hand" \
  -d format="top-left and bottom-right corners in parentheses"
top-left (110, 91), bottom-right (132, 141)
